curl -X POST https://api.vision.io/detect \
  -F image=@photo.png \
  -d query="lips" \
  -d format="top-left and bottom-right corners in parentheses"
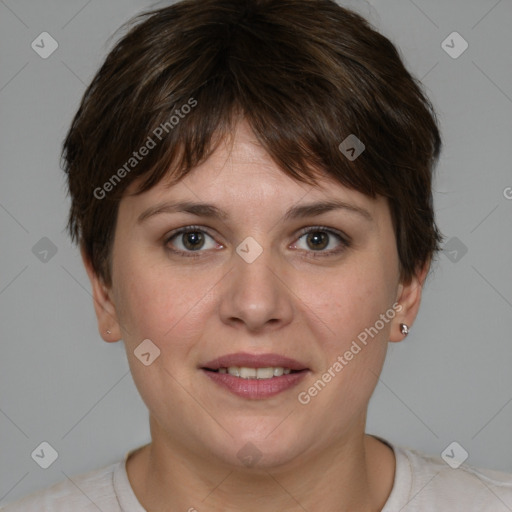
top-left (201, 352), bottom-right (309, 372)
top-left (200, 352), bottom-right (310, 399)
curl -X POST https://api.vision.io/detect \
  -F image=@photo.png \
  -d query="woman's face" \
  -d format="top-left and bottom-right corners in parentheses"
top-left (90, 121), bottom-right (420, 468)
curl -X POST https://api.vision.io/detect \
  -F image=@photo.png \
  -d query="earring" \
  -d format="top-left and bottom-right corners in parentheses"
top-left (400, 323), bottom-right (409, 337)
top-left (106, 329), bottom-right (112, 335)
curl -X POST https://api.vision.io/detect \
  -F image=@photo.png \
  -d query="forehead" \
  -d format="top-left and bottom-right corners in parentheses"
top-left (121, 120), bottom-right (387, 221)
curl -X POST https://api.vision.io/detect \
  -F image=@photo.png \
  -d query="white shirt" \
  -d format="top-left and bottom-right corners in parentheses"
top-left (2, 439), bottom-right (512, 511)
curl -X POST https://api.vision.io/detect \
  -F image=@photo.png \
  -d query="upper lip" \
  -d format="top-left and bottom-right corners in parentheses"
top-left (202, 352), bottom-right (309, 371)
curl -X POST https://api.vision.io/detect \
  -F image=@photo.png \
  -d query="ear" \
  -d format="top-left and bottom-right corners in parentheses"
top-left (389, 260), bottom-right (430, 342)
top-left (81, 245), bottom-right (122, 343)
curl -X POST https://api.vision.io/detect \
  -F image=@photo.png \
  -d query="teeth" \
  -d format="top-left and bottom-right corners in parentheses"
top-left (218, 366), bottom-right (295, 379)
top-left (240, 367), bottom-right (257, 379)
top-left (228, 366), bottom-right (240, 377)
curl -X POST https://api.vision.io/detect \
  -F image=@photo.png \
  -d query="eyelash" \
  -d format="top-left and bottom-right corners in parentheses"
top-left (164, 224), bottom-right (351, 259)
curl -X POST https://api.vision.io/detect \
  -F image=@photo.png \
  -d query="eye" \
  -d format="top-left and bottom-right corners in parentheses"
top-left (165, 226), bottom-right (220, 257)
top-left (292, 226), bottom-right (349, 257)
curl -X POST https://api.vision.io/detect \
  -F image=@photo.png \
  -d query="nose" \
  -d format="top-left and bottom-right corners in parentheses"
top-left (218, 242), bottom-right (295, 333)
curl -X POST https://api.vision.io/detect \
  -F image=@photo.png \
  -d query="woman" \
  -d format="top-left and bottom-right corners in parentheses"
top-left (4, 0), bottom-right (511, 510)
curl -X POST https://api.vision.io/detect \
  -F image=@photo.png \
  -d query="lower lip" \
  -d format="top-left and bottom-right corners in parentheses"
top-left (202, 369), bottom-right (309, 399)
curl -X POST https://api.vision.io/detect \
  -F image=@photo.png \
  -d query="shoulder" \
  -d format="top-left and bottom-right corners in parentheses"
top-left (386, 442), bottom-right (512, 511)
top-left (0, 462), bottom-right (122, 512)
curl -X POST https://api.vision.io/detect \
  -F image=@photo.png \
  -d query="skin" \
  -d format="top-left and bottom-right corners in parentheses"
top-left (83, 120), bottom-right (427, 512)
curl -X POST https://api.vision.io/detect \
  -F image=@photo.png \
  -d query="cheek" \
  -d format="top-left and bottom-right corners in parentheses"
top-left (299, 260), bottom-right (396, 351)
top-left (113, 251), bottom-right (218, 351)
top-left (112, 254), bottom-right (218, 410)
top-left (292, 253), bottom-right (397, 413)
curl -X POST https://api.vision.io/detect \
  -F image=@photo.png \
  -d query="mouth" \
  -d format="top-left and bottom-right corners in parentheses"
top-left (200, 352), bottom-right (310, 399)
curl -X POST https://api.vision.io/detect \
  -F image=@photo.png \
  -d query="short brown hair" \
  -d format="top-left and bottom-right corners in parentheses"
top-left (62, 0), bottom-right (442, 287)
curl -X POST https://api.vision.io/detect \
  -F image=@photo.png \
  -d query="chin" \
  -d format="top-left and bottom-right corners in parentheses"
top-left (213, 427), bottom-right (310, 471)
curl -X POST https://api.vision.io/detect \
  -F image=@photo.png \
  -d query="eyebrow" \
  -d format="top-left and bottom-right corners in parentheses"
top-left (137, 199), bottom-right (373, 224)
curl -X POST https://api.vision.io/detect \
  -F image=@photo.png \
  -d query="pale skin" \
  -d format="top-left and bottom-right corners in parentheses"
top-left (83, 120), bottom-right (428, 512)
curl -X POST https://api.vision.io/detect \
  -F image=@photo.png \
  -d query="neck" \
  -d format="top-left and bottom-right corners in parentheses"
top-left (127, 419), bottom-right (395, 512)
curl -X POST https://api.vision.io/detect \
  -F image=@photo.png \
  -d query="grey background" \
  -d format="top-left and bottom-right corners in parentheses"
top-left (1, 0), bottom-right (511, 505)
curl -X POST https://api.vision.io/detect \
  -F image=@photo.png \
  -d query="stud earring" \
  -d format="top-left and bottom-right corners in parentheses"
top-left (400, 323), bottom-right (409, 337)
top-left (106, 329), bottom-right (112, 335)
